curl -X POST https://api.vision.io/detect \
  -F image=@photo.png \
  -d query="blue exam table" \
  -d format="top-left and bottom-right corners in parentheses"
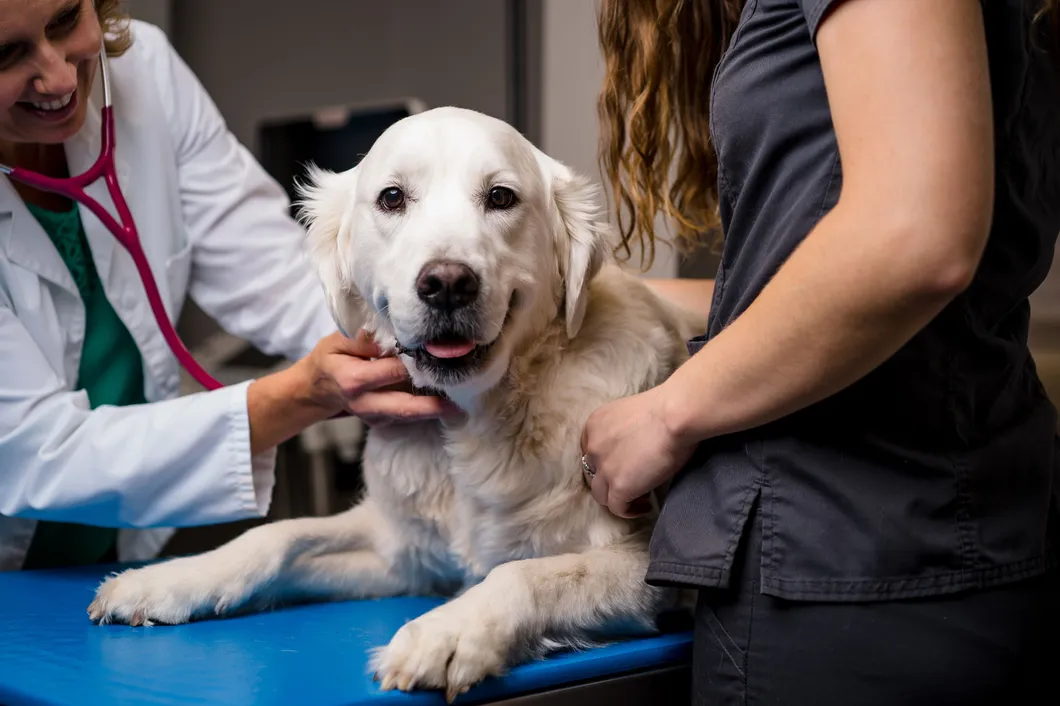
top-left (0, 564), bottom-right (693, 705)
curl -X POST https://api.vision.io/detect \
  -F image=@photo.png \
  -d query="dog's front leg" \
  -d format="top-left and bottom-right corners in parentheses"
top-left (88, 499), bottom-right (406, 626)
top-left (371, 539), bottom-right (663, 702)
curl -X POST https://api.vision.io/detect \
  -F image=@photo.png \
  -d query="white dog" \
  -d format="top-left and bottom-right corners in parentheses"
top-left (88, 107), bottom-right (704, 702)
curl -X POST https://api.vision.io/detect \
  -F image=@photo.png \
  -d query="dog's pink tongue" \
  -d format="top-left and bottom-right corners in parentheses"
top-left (425, 340), bottom-right (476, 359)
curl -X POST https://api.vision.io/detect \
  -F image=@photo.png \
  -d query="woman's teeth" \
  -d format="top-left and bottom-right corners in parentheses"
top-left (29, 92), bottom-right (74, 111)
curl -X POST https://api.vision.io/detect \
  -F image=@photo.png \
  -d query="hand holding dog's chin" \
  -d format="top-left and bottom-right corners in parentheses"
top-left (299, 330), bottom-right (460, 426)
top-left (581, 385), bottom-right (698, 519)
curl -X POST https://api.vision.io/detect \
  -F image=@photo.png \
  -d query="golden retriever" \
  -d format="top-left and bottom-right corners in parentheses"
top-left (88, 107), bottom-right (703, 702)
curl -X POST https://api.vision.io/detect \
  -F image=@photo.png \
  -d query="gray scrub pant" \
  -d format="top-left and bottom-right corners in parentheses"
top-left (693, 507), bottom-right (1058, 705)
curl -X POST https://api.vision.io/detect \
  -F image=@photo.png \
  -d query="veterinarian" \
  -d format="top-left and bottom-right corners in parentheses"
top-left (581, 0), bottom-right (1059, 702)
top-left (0, 1), bottom-right (455, 572)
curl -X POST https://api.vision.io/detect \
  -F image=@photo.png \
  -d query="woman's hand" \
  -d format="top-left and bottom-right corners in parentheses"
top-left (248, 330), bottom-right (459, 455)
top-left (580, 383), bottom-right (698, 519)
top-left (299, 330), bottom-right (460, 426)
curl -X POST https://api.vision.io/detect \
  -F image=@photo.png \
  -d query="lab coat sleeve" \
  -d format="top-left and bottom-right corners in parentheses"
top-left (155, 26), bottom-right (337, 361)
top-left (0, 302), bottom-right (273, 528)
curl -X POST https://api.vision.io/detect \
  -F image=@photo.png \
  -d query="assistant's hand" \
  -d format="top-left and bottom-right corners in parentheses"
top-left (299, 330), bottom-right (460, 426)
top-left (580, 384), bottom-right (698, 519)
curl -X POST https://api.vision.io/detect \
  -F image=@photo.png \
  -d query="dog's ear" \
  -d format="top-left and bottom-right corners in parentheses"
top-left (537, 152), bottom-right (610, 339)
top-left (296, 163), bottom-right (367, 338)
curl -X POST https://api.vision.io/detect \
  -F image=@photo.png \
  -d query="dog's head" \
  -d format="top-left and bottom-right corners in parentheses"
top-left (297, 107), bottom-right (609, 400)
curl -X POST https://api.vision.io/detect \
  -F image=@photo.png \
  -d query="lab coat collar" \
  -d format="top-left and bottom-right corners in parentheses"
top-left (0, 178), bottom-right (79, 297)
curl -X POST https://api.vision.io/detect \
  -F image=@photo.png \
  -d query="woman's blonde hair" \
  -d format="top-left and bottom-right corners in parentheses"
top-left (96, 0), bottom-right (133, 57)
top-left (597, 0), bottom-right (1060, 271)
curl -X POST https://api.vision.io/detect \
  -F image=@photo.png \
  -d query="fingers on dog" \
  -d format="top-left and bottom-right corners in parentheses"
top-left (350, 390), bottom-right (456, 424)
top-left (338, 358), bottom-right (411, 396)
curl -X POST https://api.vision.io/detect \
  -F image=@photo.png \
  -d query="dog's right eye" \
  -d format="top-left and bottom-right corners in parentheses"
top-left (377, 187), bottom-right (406, 212)
top-left (486, 186), bottom-right (517, 210)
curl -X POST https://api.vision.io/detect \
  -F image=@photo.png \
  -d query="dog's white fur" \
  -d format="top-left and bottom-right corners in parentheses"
top-left (87, 107), bottom-right (705, 702)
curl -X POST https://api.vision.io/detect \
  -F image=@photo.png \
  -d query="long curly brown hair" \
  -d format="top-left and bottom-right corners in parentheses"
top-left (597, 0), bottom-right (1060, 271)
top-left (96, 0), bottom-right (133, 57)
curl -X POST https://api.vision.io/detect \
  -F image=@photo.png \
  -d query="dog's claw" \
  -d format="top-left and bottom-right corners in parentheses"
top-left (380, 674), bottom-right (397, 692)
top-left (396, 674), bottom-right (413, 692)
top-left (446, 683), bottom-right (471, 702)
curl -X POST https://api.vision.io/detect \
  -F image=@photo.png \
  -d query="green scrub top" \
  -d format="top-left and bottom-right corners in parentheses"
top-left (20, 201), bottom-right (148, 570)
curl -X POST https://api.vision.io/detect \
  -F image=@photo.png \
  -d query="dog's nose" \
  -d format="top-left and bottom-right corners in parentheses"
top-left (416, 260), bottom-right (480, 311)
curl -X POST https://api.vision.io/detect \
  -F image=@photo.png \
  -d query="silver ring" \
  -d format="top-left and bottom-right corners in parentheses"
top-left (581, 454), bottom-right (595, 485)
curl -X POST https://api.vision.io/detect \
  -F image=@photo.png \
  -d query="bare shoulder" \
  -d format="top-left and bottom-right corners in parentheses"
top-left (584, 265), bottom-right (706, 343)
top-left (640, 277), bottom-right (714, 325)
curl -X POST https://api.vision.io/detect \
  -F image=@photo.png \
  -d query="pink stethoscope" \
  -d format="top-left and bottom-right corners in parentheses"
top-left (1, 48), bottom-right (223, 391)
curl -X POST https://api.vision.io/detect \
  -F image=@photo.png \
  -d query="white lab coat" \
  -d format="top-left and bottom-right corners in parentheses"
top-left (0, 21), bottom-right (336, 570)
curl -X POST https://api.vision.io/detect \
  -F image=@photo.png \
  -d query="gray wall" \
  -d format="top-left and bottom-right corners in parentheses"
top-left (171, 0), bottom-right (512, 158)
top-left (123, 0), bottom-right (171, 36)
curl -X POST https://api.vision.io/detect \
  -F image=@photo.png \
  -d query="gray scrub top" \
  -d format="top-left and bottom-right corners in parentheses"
top-left (648, 0), bottom-right (1060, 601)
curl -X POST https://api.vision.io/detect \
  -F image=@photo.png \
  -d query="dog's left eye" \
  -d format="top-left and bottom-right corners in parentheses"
top-left (378, 187), bottom-right (406, 212)
top-left (486, 186), bottom-right (517, 210)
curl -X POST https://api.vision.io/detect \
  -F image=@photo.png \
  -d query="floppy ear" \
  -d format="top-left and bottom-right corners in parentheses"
top-left (296, 163), bottom-right (367, 338)
top-left (538, 153), bottom-right (610, 339)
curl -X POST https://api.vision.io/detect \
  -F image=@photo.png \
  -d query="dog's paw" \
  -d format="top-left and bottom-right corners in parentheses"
top-left (370, 608), bottom-right (510, 703)
top-left (87, 557), bottom-right (248, 626)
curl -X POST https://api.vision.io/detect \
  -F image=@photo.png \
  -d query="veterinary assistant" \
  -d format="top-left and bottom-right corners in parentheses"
top-left (0, 0), bottom-right (451, 572)
top-left (582, 0), bottom-right (1059, 703)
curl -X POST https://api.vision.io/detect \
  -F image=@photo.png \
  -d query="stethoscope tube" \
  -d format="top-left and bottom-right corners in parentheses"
top-left (1, 44), bottom-right (223, 392)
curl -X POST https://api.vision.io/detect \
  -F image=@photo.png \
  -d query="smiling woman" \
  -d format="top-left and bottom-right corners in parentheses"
top-left (0, 1), bottom-right (129, 149)
top-left (0, 0), bottom-right (103, 161)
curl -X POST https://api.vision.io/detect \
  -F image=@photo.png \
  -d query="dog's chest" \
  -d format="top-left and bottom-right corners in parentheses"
top-left (439, 427), bottom-right (579, 578)
top-left (365, 420), bottom-right (567, 579)
top-left (445, 500), bottom-right (532, 582)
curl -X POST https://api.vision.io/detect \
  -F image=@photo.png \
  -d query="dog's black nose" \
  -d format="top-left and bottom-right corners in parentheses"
top-left (416, 260), bottom-right (479, 311)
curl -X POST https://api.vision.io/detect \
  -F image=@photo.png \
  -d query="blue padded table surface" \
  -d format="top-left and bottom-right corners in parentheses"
top-left (0, 565), bottom-right (693, 705)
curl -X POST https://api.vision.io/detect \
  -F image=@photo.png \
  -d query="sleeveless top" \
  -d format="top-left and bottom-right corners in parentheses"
top-left (20, 201), bottom-right (147, 570)
top-left (647, 0), bottom-right (1060, 600)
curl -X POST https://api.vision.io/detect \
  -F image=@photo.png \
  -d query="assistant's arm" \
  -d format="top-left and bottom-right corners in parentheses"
top-left (659, 0), bottom-right (994, 442)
